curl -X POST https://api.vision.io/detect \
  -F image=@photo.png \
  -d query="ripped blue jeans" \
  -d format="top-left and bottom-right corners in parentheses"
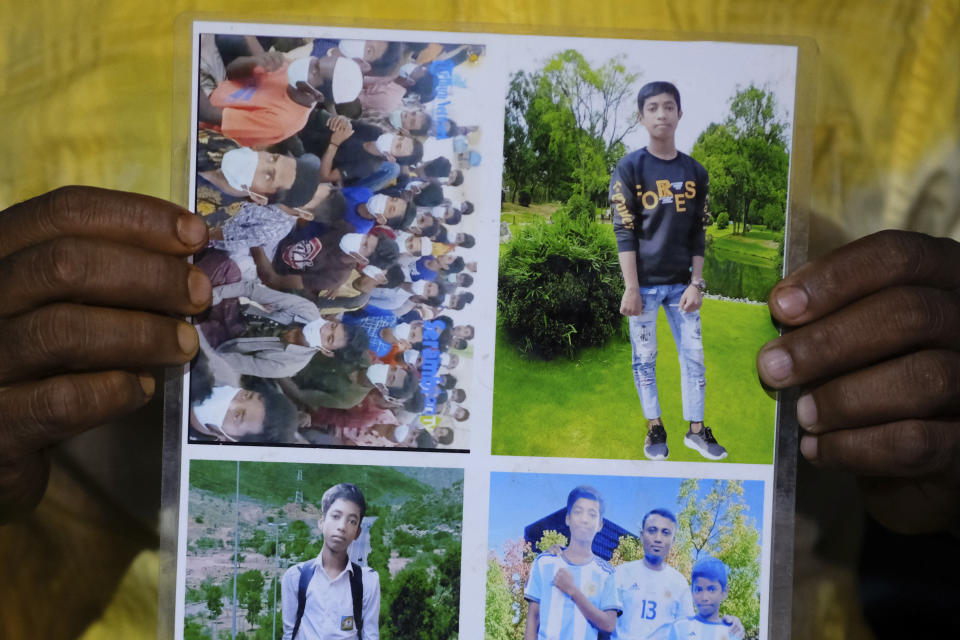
top-left (627, 283), bottom-right (706, 422)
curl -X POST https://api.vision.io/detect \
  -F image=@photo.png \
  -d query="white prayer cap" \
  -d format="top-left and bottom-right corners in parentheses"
top-left (393, 423), bottom-right (410, 442)
top-left (393, 323), bottom-right (412, 341)
top-left (403, 349), bottom-right (420, 366)
top-left (302, 318), bottom-right (329, 348)
top-left (362, 264), bottom-right (384, 278)
top-left (221, 148), bottom-right (258, 190)
top-left (419, 237), bottom-right (433, 256)
top-left (193, 385), bottom-right (241, 429)
top-left (287, 56), bottom-right (312, 88)
top-left (338, 39), bottom-right (366, 60)
top-left (440, 353), bottom-right (452, 367)
top-left (411, 280), bottom-right (428, 296)
top-left (375, 133), bottom-right (396, 155)
top-left (367, 363), bottom-right (390, 387)
top-left (332, 57), bottom-right (363, 103)
top-left (339, 232), bottom-right (366, 256)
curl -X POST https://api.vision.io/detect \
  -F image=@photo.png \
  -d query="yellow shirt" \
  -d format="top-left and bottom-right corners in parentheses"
top-left (1, 2), bottom-right (957, 639)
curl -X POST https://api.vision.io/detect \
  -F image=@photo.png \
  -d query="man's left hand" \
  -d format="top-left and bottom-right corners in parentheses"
top-left (757, 231), bottom-right (960, 534)
top-left (678, 284), bottom-right (703, 312)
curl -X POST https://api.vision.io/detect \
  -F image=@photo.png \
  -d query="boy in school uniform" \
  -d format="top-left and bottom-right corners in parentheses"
top-left (648, 557), bottom-right (744, 640)
top-left (609, 81), bottom-right (727, 461)
top-left (281, 483), bottom-right (380, 640)
top-left (524, 486), bottom-right (621, 640)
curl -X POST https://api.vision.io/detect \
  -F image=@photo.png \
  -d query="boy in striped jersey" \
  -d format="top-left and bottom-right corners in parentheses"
top-left (523, 486), bottom-right (622, 640)
top-left (648, 557), bottom-right (743, 640)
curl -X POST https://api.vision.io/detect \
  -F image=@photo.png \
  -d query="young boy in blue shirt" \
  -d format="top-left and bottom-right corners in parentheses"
top-left (524, 486), bottom-right (621, 640)
top-left (649, 556), bottom-right (743, 640)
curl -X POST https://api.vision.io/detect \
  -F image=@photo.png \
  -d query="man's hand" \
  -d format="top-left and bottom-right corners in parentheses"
top-left (620, 287), bottom-right (643, 315)
top-left (552, 567), bottom-right (576, 595)
top-left (0, 187), bottom-right (210, 524)
top-left (678, 284), bottom-right (703, 312)
top-left (757, 231), bottom-right (960, 534)
top-left (255, 51), bottom-right (286, 72)
top-left (329, 117), bottom-right (355, 146)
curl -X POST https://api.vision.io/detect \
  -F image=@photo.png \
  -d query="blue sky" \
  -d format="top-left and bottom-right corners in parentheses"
top-left (488, 472), bottom-right (764, 555)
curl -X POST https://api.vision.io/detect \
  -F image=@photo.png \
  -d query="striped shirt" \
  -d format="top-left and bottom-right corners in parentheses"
top-left (524, 552), bottom-right (620, 640)
top-left (612, 560), bottom-right (694, 640)
top-left (648, 616), bottom-right (744, 640)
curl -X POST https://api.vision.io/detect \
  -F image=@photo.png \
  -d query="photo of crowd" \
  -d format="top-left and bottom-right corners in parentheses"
top-left (186, 33), bottom-right (487, 450)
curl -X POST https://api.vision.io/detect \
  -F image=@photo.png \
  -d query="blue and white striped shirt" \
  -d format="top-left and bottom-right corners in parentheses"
top-left (524, 552), bottom-right (620, 640)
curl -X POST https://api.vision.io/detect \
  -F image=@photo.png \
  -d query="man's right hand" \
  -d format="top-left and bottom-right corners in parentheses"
top-left (255, 51), bottom-right (286, 72)
top-left (620, 287), bottom-right (643, 315)
top-left (0, 187), bottom-right (210, 524)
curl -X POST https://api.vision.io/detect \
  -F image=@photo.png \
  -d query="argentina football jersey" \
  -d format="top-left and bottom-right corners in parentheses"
top-left (646, 616), bottom-right (744, 640)
top-left (524, 553), bottom-right (620, 640)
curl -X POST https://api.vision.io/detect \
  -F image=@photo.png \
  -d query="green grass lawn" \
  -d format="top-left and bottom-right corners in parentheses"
top-left (491, 297), bottom-right (778, 464)
top-left (708, 224), bottom-right (781, 268)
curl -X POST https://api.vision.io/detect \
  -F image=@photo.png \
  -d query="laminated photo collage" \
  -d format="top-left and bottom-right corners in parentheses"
top-left (173, 19), bottom-right (800, 640)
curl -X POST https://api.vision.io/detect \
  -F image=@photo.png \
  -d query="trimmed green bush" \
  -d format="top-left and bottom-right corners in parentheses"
top-left (498, 212), bottom-right (622, 360)
top-left (716, 212), bottom-right (730, 230)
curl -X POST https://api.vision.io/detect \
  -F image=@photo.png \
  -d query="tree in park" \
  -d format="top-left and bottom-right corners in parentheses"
top-left (672, 479), bottom-right (762, 637)
top-left (485, 558), bottom-right (517, 640)
top-left (691, 85), bottom-right (789, 235)
top-left (502, 50), bottom-right (640, 205)
top-left (384, 566), bottom-right (433, 640)
top-left (237, 569), bottom-right (265, 627)
top-left (203, 581), bottom-right (224, 619)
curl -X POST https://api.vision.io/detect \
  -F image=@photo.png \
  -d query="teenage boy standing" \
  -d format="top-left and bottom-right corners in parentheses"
top-left (524, 486), bottom-right (620, 640)
top-left (281, 483), bottom-right (380, 640)
top-left (610, 81), bottom-right (727, 461)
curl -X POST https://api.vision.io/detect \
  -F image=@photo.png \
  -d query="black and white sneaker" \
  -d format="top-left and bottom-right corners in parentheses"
top-left (684, 425), bottom-right (728, 460)
top-left (644, 423), bottom-right (669, 460)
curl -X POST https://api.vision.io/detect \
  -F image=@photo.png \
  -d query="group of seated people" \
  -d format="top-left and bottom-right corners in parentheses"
top-left (187, 33), bottom-right (483, 448)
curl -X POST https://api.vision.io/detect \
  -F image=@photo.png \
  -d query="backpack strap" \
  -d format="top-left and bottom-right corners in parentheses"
top-left (350, 562), bottom-right (364, 635)
top-left (292, 559), bottom-right (317, 640)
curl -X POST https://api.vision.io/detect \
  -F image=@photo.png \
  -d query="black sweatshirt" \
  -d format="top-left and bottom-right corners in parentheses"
top-left (609, 148), bottom-right (709, 285)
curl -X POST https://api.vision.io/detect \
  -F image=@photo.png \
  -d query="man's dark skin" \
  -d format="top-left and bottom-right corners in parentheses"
top-left (0, 189), bottom-right (957, 637)
top-left (0, 187), bottom-right (211, 637)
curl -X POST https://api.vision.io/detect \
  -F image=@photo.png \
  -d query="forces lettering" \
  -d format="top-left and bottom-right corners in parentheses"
top-left (635, 181), bottom-right (696, 213)
top-left (611, 179), bottom-right (634, 230)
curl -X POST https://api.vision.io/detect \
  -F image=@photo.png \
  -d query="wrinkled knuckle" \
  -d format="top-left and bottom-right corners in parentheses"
top-left (40, 186), bottom-right (94, 235)
top-left (27, 376), bottom-right (85, 433)
top-left (909, 350), bottom-right (960, 404)
top-left (25, 304), bottom-right (88, 363)
top-left (40, 237), bottom-right (89, 290)
top-left (887, 287), bottom-right (941, 334)
top-left (892, 420), bottom-right (945, 473)
top-left (874, 230), bottom-right (928, 279)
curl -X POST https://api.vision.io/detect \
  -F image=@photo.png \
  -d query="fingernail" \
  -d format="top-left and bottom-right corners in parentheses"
top-left (759, 348), bottom-right (793, 382)
top-left (188, 268), bottom-right (211, 307)
top-left (139, 372), bottom-right (156, 398)
top-left (774, 286), bottom-right (808, 318)
top-left (178, 323), bottom-right (199, 355)
top-left (800, 434), bottom-right (818, 461)
top-left (177, 214), bottom-right (207, 246)
top-left (796, 394), bottom-right (818, 430)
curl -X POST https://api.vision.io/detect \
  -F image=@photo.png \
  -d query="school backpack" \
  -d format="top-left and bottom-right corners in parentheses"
top-left (292, 558), bottom-right (363, 638)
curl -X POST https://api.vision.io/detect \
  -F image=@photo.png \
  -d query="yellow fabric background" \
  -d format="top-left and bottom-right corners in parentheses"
top-left (1, 1), bottom-right (957, 638)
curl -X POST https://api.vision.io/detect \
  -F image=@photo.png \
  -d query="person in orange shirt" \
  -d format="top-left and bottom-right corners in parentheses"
top-left (199, 51), bottom-right (363, 148)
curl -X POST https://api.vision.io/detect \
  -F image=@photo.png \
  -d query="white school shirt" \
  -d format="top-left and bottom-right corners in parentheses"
top-left (524, 552), bottom-right (620, 640)
top-left (612, 560), bottom-right (694, 640)
top-left (280, 558), bottom-right (380, 640)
